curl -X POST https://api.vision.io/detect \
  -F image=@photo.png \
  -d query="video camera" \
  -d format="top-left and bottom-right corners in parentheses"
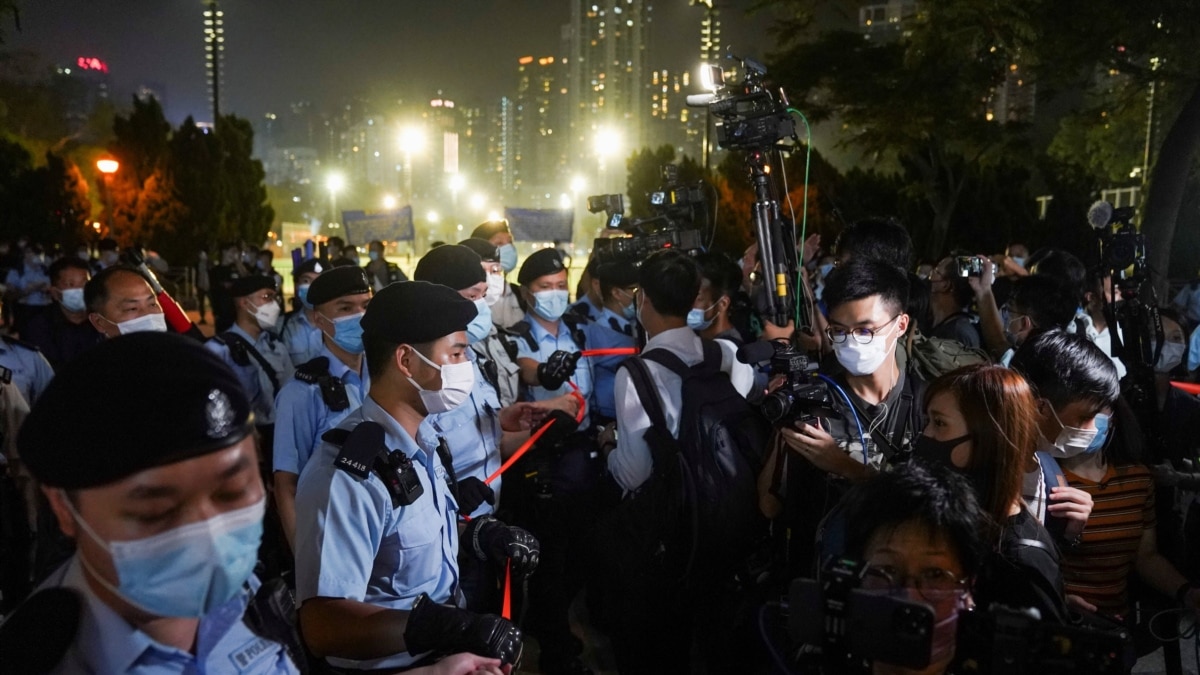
top-left (587, 164), bottom-right (706, 264)
top-left (1087, 200), bottom-right (1145, 278)
top-left (737, 340), bottom-right (834, 426)
top-left (690, 57), bottom-right (796, 151)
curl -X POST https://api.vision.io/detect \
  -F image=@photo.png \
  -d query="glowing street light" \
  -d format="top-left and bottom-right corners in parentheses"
top-left (96, 158), bottom-right (119, 175)
top-left (326, 172), bottom-right (346, 225)
top-left (558, 193), bottom-right (572, 210)
top-left (569, 175), bottom-right (586, 194)
top-left (382, 194), bottom-right (398, 210)
top-left (96, 158), bottom-right (120, 233)
top-left (448, 173), bottom-right (466, 194)
top-left (594, 126), bottom-right (622, 192)
top-left (426, 210), bottom-right (440, 224)
top-left (398, 126), bottom-right (427, 203)
top-left (469, 193), bottom-right (488, 212)
top-left (486, 210), bottom-right (502, 222)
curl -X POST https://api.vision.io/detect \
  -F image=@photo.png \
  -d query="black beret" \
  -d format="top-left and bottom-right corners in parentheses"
top-left (18, 332), bottom-right (253, 489)
top-left (414, 245), bottom-right (485, 291)
top-left (293, 258), bottom-right (326, 277)
top-left (594, 259), bottom-right (640, 287)
top-left (307, 266), bottom-right (370, 307)
top-left (229, 274), bottom-right (276, 298)
top-left (470, 219), bottom-right (510, 241)
top-left (361, 281), bottom-right (477, 345)
top-left (458, 238), bottom-right (499, 262)
top-left (517, 248), bottom-right (566, 285)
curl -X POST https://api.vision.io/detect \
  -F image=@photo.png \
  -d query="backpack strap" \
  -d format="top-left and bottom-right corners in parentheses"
top-left (221, 331), bottom-right (281, 398)
top-left (621, 357), bottom-right (669, 432)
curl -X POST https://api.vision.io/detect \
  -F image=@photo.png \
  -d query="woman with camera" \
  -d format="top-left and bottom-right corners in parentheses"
top-left (910, 363), bottom-right (1069, 623)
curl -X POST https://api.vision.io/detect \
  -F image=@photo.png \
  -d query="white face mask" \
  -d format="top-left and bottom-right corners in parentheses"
top-left (113, 312), bottom-right (167, 335)
top-left (485, 273), bottom-right (506, 307)
top-left (1041, 404), bottom-right (1099, 459)
top-left (832, 322), bottom-right (899, 377)
top-left (1156, 341), bottom-right (1185, 373)
top-left (252, 300), bottom-right (281, 330)
top-left (406, 347), bottom-right (475, 414)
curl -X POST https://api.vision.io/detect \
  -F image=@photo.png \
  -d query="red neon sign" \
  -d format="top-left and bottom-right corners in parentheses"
top-left (76, 57), bottom-right (109, 74)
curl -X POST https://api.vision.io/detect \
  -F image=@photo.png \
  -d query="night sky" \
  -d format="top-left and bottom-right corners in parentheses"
top-left (7, 1), bottom-right (777, 124)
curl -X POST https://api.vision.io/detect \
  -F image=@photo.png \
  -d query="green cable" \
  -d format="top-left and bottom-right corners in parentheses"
top-left (787, 107), bottom-right (813, 328)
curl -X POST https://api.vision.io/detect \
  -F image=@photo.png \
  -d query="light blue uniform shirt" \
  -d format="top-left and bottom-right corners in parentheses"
top-left (205, 324), bottom-right (295, 426)
top-left (515, 314), bottom-right (594, 407)
top-left (5, 263), bottom-right (51, 306)
top-left (294, 396), bottom-right (460, 671)
top-left (590, 309), bottom-right (638, 419)
top-left (279, 310), bottom-right (324, 367)
top-left (428, 356), bottom-right (504, 516)
top-left (40, 557), bottom-right (299, 674)
top-left (0, 338), bottom-right (54, 406)
top-left (272, 345), bottom-right (367, 476)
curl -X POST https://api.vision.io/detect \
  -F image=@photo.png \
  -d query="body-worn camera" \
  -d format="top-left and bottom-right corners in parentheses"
top-left (955, 256), bottom-right (983, 277)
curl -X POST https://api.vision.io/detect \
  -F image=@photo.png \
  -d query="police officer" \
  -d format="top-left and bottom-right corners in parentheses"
top-left (588, 260), bottom-right (640, 422)
top-left (3, 332), bottom-right (302, 673)
top-left (458, 238), bottom-right (524, 409)
top-left (205, 275), bottom-right (295, 449)
top-left (0, 333), bottom-right (53, 408)
top-left (567, 258), bottom-right (605, 322)
top-left (278, 258), bottom-right (326, 365)
top-left (470, 219), bottom-right (524, 329)
top-left (294, 281), bottom-right (536, 671)
top-left (272, 266), bottom-right (371, 550)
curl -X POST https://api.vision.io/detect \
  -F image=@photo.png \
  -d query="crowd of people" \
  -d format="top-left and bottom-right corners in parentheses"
top-left (0, 214), bottom-right (1198, 675)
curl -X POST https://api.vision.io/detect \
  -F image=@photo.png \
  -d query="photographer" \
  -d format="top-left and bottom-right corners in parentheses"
top-left (927, 257), bottom-right (982, 350)
top-left (841, 462), bottom-right (988, 675)
top-left (912, 364), bottom-right (1067, 623)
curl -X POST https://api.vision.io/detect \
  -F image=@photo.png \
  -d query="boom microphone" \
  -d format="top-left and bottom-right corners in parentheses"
top-left (737, 339), bottom-right (780, 365)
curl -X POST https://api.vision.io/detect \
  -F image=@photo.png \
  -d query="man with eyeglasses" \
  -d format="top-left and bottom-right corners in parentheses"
top-left (995, 275), bottom-right (1077, 365)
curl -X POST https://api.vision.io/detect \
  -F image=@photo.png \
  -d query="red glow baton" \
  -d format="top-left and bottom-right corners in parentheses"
top-left (568, 381), bottom-right (586, 423)
top-left (1171, 381), bottom-right (1200, 396)
top-left (580, 347), bottom-right (639, 358)
top-left (484, 418), bottom-right (557, 485)
top-left (502, 558), bottom-right (513, 620)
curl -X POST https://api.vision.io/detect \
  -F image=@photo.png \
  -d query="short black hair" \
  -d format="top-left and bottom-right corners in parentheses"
top-left (835, 216), bottom-right (913, 272)
top-left (98, 238), bottom-right (118, 252)
top-left (1029, 249), bottom-right (1087, 307)
top-left (822, 257), bottom-right (910, 317)
top-left (328, 237), bottom-right (346, 249)
top-left (363, 331), bottom-right (399, 380)
top-left (843, 462), bottom-right (988, 579)
top-left (84, 265), bottom-right (154, 313)
top-left (258, 248), bottom-right (274, 262)
top-left (1009, 329), bottom-right (1120, 414)
top-left (1008, 276), bottom-right (1076, 333)
top-left (48, 257), bottom-right (90, 285)
top-left (938, 255), bottom-right (975, 309)
top-left (639, 250), bottom-right (701, 318)
top-left (695, 251), bottom-right (740, 302)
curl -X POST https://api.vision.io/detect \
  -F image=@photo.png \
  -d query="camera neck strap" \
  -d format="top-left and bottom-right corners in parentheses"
top-left (845, 375), bottom-right (913, 460)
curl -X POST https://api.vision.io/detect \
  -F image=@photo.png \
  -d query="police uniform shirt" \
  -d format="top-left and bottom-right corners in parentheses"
top-left (589, 309), bottom-right (638, 420)
top-left (490, 282), bottom-right (526, 330)
top-left (280, 310), bottom-right (324, 367)
top-left (40, 557), bottom-right (299, 674)
top-left (471, 330), bottom-right (521, 409)
top-left (0, 338), bottom-right (54, 407)
top-left (568, 296), bottom-right (604, 323)
top-left (294, 395), bottom-right (460, 671)
top-left (428, 355), bottom-right (504, 516)
top-left (608, 327), bottom-right (754, 493)
top-left (272, 345), bottom-right (368, 477)
top-left (5, 264), bottom-right (51, 306)
top-left (515, 313), bottom-right (594, 409)
top-left (205, 325), bottom-right (296, 427)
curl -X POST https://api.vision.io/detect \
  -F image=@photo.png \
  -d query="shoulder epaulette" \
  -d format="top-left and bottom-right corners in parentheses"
top-left (509, 320), bottom-right (538, 353)
top-left (295, 356), bottom-right (332, 384)
top-left (0, 335), bottom-right (39, 352)
top-left (326, 423), bottom-right (383, 480)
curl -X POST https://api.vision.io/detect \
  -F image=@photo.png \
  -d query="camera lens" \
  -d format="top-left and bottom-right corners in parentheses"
top-left (761, 390), bottom-right (793, 424)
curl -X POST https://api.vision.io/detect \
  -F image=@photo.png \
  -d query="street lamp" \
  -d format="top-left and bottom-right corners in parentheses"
top-left (382, 194), bottom-right (398, 210)
top-left (326, 172), bottom-right (346, 226)
top-left (594, 126), bottom-right (622, 193)
top-left (469, 192), bottom-right (487, 213)
top-left (398, 126), bottom-right (426, 205)
top-left (448, 173), bottom-right (466, 226)
top-left (96, 158), bottom-right (120, 234)
top-left (569, 175), bottom-right (586, 195)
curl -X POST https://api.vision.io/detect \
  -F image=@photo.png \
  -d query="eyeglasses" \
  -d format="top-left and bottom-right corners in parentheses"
top-left (825, 314), bottom-right (900, 344)
top-left (861, 563), bottom-right (968, 605)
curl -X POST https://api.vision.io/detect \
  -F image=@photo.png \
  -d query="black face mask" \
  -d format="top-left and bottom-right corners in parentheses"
top-left (912, 433), bottom-right (973, 470)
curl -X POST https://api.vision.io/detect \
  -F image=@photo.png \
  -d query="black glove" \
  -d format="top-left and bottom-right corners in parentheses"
top-left (465, 515), bottom-right (541, 578)
top-left (536, 350), bottom-right (581, 390)
top-left (455, 476), bottom-right (495, 516)
top-left (403, 593), bottom-right (522, 665)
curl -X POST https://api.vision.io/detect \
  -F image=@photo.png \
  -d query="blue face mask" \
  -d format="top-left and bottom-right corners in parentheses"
top-left (1012, 257), bottom-right (1026, 268)
top-left (498, 244), bottom-right (518, 273)
top-left (322, 311), bottom-right (365, 354)
top-left (1084, 413), bottom-right (1110, 455)
top-left (467, 298), bottom-right (492, 344)
top-left (533, 289), bottom-right (569, 322)
top-left (687, 304), bottom-right (716, 332)
top-left (66, 496), bottom-right (264, 617)
top-left (622, 302), bottom-right (637, 321)
top-left (368, 251), bottom-right (380, 262)
top-left (818, 263), bottom-right (834, 278)
top-left (297, 284), bottom-right (312, 309)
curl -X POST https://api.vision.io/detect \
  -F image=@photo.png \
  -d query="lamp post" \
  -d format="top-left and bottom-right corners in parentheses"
top-left (326, 172), bottom-right (345, 227)
top-left (448, 173), bottom-right (466, 227)
top-left (594, 127), bottom-right (622, 195)
top-left (398, 126), bottom-right (426, 206)
top-left (96, 158), bottom-right (119, 234)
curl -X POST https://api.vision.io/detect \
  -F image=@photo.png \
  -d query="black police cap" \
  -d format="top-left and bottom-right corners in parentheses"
top-left (458, 237), bottom-right (500, 263)
top-left (361, 281), bottom-right (477, 345)
top-left (293, 258), bottom-right (326, 278)
top-left (470, 219), bottom-right (510, 241)
top-left (229, 275), bottom-right (276, 298)
top-left (414, 245), bottom-right (485, 291)
top-left (306, 266), bottom-right (370, 307)
top-left (18, 332), bottom-right (253, 489)
top-left (594, 259), bottom-right (640, 287)
top-left (517, 248), bottom-right (566, 286)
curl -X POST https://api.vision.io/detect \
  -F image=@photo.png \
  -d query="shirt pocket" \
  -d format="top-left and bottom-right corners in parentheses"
top-left (388, 497), bottom-right (446, 594)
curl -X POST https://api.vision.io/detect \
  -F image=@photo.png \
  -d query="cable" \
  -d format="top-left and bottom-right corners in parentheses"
top-left (817, 373), bottom-right (869, 464)
top-left (1148, 607), bottom-right (1199, 643)
top-left (786, 108), bottom-right (814, 329)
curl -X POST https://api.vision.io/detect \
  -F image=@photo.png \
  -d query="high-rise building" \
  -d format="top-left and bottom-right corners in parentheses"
top-left (514, 56), bottom-right (568, 205)
top-left (648, 68), bottom-right (702, 159)
top-left (566, 0), bottom-right (650, 189)
top-left (693, 0), bottom-right (721, 65)
top-left (486, 97), bottom-right (517, 195)
top-left (202, 0), bottom-right (224, 122)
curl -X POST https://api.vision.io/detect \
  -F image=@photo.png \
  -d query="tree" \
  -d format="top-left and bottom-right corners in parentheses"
top-left (624, 145), bottom-right (678, 219)
top-left (216, 114), bottom-right (273, 248)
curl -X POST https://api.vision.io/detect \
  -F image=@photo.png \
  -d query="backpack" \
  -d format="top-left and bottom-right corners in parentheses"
top-left (904, 327), bottom-right (990, 381)
top-left (614, 340), bottom-right (771, 579)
